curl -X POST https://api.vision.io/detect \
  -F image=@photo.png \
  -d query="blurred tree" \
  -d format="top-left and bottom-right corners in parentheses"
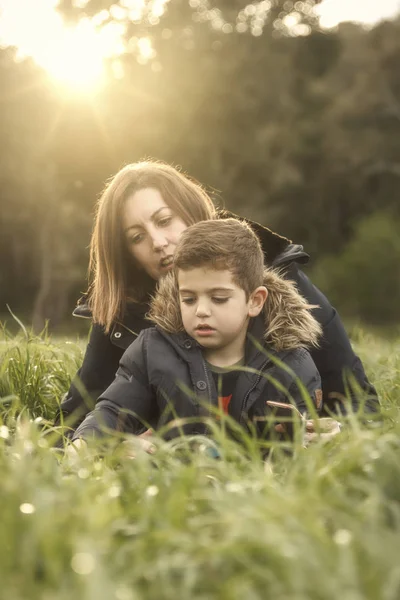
top-left (0, 49), bottom-right (94, 329)
top-left (58, 0), bottom-right (322, 33)
top-left (311, 212), bottom-right (400, 324)
top-left (1, 7), bottom-right (400, 328)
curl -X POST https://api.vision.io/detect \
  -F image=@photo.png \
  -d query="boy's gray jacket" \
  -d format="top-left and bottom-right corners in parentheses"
top-left (73, 270), bottom-right (322, 441)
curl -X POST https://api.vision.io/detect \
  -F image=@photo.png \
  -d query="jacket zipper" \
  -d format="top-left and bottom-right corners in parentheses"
top-left (240, 358), bottom-right (270, 421)
top-left (190, 357), bottom-right (212, 433)
top-left (201, 357), bottom-right (212, 400)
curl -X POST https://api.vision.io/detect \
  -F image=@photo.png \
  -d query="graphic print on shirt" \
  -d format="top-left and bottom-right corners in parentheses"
top-left (209, 368), bottom-right (240, 418)
top-left (219, 393), bottom-right (232, 415)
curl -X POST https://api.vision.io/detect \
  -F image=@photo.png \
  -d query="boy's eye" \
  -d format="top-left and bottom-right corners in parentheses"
top-left (212, 297), bottom-right (229, 304)
top-left (181, 297), bottom-right (196, 305)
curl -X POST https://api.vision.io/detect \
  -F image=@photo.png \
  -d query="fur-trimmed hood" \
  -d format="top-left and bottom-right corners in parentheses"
top-left (148, 269), bottom-right (322, 352)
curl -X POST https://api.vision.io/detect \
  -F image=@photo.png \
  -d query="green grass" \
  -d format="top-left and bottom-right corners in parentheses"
top-left (0, 323), bottom-right (399, 599)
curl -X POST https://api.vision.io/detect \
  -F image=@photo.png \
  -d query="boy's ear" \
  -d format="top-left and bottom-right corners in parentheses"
top-left (248, 286), bottom-right (268, 317)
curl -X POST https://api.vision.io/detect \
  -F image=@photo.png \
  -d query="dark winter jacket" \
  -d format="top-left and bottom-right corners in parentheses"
top-left (57, 213), bottom-right (379, 435)
top-left (73, 269), bottom-right (323, 442)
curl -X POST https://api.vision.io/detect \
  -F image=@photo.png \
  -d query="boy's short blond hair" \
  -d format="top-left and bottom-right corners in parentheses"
top-left (174, 218), bottom-right (264, 298)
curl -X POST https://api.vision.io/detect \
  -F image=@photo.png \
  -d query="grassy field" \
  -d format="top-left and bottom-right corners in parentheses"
top-left (0, 324), bottom-right (400, 600)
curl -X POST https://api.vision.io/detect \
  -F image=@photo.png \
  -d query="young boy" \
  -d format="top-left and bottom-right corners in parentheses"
top-left (71, 219), bottom-right (323, 446)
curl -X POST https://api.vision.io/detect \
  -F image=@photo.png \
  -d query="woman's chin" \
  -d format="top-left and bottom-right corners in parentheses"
top-left (159, 263), bottom-right (174, 276)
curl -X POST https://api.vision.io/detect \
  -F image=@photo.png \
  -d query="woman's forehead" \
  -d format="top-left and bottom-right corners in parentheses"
top-left (123, 187), bottom-right (170, 227)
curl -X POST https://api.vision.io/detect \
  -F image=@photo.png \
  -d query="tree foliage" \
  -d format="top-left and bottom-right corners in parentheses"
top-left (311, 211), bottom-right (400, 325)
top-left (0, 4), bottom-right (399, 327)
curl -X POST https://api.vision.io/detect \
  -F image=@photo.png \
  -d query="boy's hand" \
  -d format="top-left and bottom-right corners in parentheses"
top-left (266, 401), bottom-right (341, 445)
top-left (304, 418), bottom-right (341, 445)
top-left (122, 429), bottom-right (156, 459)
top-left (267, 400), bottom-right (303, 438)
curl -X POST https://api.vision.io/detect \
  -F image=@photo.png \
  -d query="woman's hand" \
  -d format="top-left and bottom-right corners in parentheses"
top-left (64, 438), bottom-right (88, 464)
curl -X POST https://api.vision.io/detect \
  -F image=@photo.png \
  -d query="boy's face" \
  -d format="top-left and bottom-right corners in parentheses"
top-left (178, 267), bottom-right (261, 358)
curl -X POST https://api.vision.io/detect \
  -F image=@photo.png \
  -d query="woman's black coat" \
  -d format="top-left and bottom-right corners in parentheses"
top-left (56, 214), bottom-right (379, 432)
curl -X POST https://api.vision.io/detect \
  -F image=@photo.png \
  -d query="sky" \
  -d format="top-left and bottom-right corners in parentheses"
top-left (317, 0), bottom-right (400, 28)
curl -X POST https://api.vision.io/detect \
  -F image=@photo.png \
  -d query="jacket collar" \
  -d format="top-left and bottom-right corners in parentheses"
top-left (273, 244), bottom-right (309, 267)
top-left (216, 209), bottom-right (303, 266)
top-left (156, 313), bottom-right (265, 363)
top-left (149, 267), bottom-right (321, 352)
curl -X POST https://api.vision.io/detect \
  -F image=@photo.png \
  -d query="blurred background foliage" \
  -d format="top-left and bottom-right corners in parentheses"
top-left (0, 0), bottom-right (399, 331)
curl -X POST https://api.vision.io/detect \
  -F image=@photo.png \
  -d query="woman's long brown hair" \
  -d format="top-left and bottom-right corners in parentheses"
top-left (88, 161), bottom-right (216, 332)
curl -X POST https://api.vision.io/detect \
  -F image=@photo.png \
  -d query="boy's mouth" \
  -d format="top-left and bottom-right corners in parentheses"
top-left (195, 324), bottom-right (215, 336)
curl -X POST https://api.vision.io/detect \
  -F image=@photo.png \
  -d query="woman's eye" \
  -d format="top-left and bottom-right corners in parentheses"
top-left (158, 216), bottom-right (173, 227)
top-left (212, 297), bottom-right (229, 304)
top-left (129, 233), bottom-right (144, 245)
top-left (181, 298), bottom-right (195, 305)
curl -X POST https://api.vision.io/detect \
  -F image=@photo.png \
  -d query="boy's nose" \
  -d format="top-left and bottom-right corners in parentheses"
top-left (196, 302), bottom-right (211, 317)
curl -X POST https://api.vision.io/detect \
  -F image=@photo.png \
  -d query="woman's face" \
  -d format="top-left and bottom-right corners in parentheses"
top-left (123, 187), bottom-right (188, 280)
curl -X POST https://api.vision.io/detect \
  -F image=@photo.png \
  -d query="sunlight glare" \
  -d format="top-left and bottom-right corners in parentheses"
top-left (41, 21), bottom-right (105, 90)
top-left (137, 37), bottom-right (156, 61)
top-left (0, 0), bottom-right (124, 92)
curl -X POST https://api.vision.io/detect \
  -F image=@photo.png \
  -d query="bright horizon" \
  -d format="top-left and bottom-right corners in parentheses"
top-left (0, 0), bottom-right (399, 92)
top-left (317, 0), bottom-right (400, 28)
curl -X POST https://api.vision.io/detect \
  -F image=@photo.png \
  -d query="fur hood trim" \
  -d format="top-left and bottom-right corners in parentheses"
top-left (148, 269), bottom-right (321, 351)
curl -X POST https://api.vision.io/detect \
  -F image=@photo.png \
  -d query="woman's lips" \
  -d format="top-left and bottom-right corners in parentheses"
top-left (159, 262), bottom-right (174, 272)
top-left (159, 255), bottom-right (174, 269)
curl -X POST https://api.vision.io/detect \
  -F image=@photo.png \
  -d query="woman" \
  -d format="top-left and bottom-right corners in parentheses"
top-left (55, 160), bottom-right (378, 436)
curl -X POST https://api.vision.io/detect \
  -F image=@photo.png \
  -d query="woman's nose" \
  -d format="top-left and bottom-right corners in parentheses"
top-left (151, 231), bottom-right (168, 251)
